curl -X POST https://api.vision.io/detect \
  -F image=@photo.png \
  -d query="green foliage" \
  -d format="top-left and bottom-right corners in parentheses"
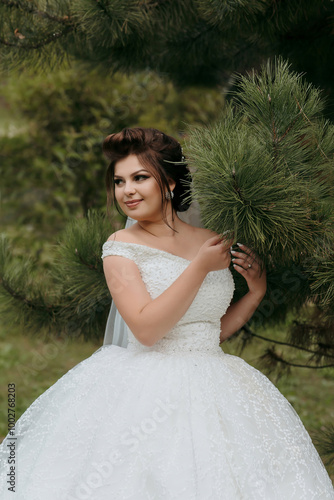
top-left (51, 211), bottom-right (113, 340)
top-left (0, 235), bottom-right (59, 333)
top-left (0, 212), bottom-right (114, 340)
top-left (310, 253), bottom-right (334, 311)
top-left (187, 59), bottom-right (334, 266)
top-left (186, 59), bottom-right (334, 376)
top-left (315, 425), bottom-right (334, 469)
top-left (1, 0), bottom-right (334, 115)
top-left (73, 0), bottom-right (151, 45)
top-left (0, 65), bottom-right (225, 260)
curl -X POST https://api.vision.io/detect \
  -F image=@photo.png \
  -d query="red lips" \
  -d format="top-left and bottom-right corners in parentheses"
top-left (125, 199), bottom-right (143, 206)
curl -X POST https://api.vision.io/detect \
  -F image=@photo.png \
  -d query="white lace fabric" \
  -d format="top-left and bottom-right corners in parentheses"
top-left (101, 239), bottom-right (235, 356)
top-left (127, 322), bottom-right (223, 356)
top-left (0, 240), bottom-right (333, 499)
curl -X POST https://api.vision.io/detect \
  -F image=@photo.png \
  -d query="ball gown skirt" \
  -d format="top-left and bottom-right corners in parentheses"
top-left (0, 240), bottom-right (333, 500)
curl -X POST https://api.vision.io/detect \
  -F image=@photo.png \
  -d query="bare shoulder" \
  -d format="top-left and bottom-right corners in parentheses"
top-left (106, 226), bottom-right (139, 243)
top-left (194, 226), bottom-right (220, 242)
top-left (107, 225), bottom-right (219, 245)
top-left (104, 228), bottom-right (141, 271)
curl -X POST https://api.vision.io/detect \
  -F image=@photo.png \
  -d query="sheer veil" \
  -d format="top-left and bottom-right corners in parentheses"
top-left (103, 199), bottom-right (205, 347)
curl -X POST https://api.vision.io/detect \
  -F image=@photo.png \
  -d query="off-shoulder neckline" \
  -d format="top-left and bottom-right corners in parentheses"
top-left (103, 239), bottom-right (192, 262)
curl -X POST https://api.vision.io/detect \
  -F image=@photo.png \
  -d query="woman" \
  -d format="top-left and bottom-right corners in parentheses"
top-left (0, 127), bottom-right (333, 499)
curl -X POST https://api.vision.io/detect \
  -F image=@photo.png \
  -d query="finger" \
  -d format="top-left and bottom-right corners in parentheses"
top-left (232, 263), bottom-right (248, 276)
top-left (213, 234), bottom-right (233, 249)
top-left (219, 238), bottom-right (234, 250)
top-left (236, 243), bottom-right (258, 260)
top-left (236, 245), bottom-right (264, 269)
top-left (222, 232), bottom-right (234, 242)
top-left (222, 229), bottom-right (234, 238)
top-left (230, 250), bottom-right (260, 267)
top-left (232, 258), bottom-right (256, 271)
top-left (222, 230), bottom-right (234, 245)
top-left (230, 249), bottom-right (257, 262)
top-left (227, 236), bottom-right (235, 247)
top-left (207, 234), bottom-right (228, 247)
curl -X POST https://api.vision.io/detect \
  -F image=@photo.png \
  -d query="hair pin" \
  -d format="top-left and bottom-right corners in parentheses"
top-left (163, 156), bottom-right (187, 165)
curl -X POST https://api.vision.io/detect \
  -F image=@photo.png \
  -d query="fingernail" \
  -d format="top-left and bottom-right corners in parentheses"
top-left (230, 250), bottom-right (236, 254)
top-left (231, 258), bottom-right (235, 262)
top-left (237, 242), bottom-right (243, 247)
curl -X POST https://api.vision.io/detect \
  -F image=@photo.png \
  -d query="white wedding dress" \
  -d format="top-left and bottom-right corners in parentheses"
top-left (0, 240), bottom-right (333, 500)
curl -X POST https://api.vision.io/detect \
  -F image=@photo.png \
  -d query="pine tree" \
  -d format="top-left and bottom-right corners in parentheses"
top-left (1, 1), bottom-right (334, 114)
top-left (0, 212), bottom-right (113, 341)
top-left (186, 59), bottom-right (334, 377)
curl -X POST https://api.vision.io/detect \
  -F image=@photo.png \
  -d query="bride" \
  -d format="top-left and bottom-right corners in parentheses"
top-left (0, 127), bottom-right (333, 499)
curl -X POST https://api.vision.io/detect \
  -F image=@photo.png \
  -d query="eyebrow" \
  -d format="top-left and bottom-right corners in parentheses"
top-left (114, 169), bottom-right (149, 179)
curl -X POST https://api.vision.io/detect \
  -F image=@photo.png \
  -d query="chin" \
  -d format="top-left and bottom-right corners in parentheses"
top-left (125, 212), bottom-right (143, 221)
top-left (122, 204), bottom-right (161, 221)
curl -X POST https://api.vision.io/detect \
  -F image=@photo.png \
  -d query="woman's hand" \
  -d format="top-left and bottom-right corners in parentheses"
top-left (194, 234), bottom-right (233, 274)
top-left (231, 243), bottom-right (267, 299)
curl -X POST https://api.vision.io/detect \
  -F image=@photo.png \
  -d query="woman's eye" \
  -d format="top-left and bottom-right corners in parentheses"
top-left (115, 175), bottom-right (148, 185)
top-left (135, 175), bottom-right (148, 181)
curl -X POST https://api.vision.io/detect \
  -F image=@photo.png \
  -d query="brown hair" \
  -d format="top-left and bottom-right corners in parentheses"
top-left (102, 127), bottom-right (192, 232)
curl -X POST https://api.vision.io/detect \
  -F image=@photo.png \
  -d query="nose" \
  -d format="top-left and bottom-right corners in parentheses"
top-left (123, 180), bottom-right (136, 195)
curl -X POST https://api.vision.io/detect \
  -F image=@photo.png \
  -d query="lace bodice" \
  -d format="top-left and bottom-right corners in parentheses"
top-left (102, 240), bottom-right (235, 355)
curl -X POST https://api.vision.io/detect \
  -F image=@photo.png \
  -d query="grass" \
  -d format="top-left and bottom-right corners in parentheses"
top-left (0, 319), bottom-right (333, 481)
top-left (0, 98), bottom-right (28, 138)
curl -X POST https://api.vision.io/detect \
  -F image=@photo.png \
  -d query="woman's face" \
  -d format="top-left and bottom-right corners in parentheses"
top-left (114, 154), bottom-right (175, 221)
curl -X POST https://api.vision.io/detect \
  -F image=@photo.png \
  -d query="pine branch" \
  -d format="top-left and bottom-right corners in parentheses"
top-left (94, 0), bottom-right (119, 25)
top-left (188, 58), bottom-right (334, 266)
top-left (0, 36), bottom-right (15, 46)
top-left (0, 25), bottom-right (73, 49)
top-left (1, 276), bottom-right (42, 310)
top-left (314, 425), bottom-right (334, 468)
top-left (0, 0), bottom-right (332, 102)
top-left (1, 0), bottom-right (73, 24)
top-left (260, 347), bottom-right (334, 370)
top-left (278, 113), bottom-right (301, 143)
top-left (310, 261), bottom-right (334, 306)
top-left (49, 211), bottom-right (114, 340)
top-left (0, 213), bottom-right (113, 339)
top-left (240, 324), bottom-right (334, 359)
top-left (74, 248), bottom-right (99, 271)
top-left (0, 0), bottom-right (75, 54)
top-left (294, 95), bottom-right (330, 161)
top-left (233, 321), bottom-right (334, 377)
top-left (0, 236), bottom-right (59, 331)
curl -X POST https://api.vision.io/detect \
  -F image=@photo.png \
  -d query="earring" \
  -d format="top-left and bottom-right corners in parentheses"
top-left (165, 191), bottom-right (174, 200)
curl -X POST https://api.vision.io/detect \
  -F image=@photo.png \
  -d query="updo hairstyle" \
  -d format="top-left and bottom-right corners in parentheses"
top-left (102, 127), bottom-right (192, 232)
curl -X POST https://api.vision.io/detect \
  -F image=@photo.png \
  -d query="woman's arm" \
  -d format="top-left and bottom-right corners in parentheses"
top-left (103, 234), bottom-right (231, 347)
top-left (220, 243), bottom-right (267, 343)
top-left (219, 291), bottom-right (265, 343)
